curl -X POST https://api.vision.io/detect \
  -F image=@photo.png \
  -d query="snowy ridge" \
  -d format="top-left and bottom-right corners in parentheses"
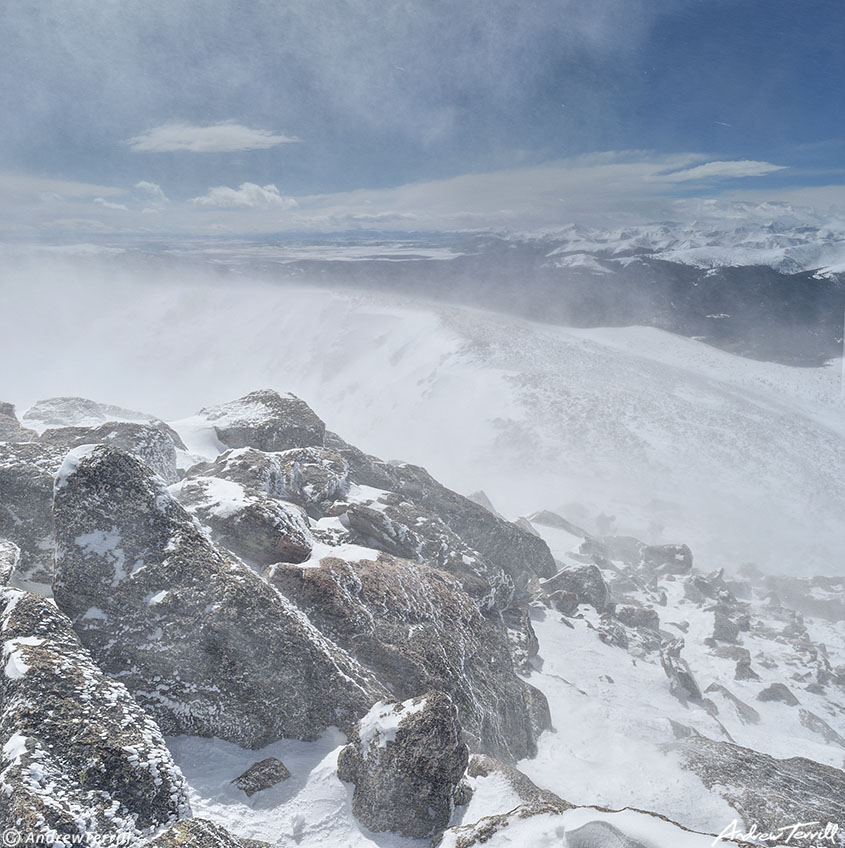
top-left (525, 209), bottom-right (845, 275)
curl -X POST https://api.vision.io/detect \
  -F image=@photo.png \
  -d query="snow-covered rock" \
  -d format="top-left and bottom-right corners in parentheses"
top-left (190, 446), bottom-right (351, 517)
top-left (0, 587), bottom-right (189, 840)
top-left (198, 390), bottom-right (326, 453)
top-left (668, 734), bottom-right (845, 846)
top-left (22, 396), bottom-right (156, 432)
top-left (268, 552), bottom-right (548, 762)
top-left (327, 432), bottom-right (557, 588)
top-left (52, 445), bottom-right (385, 748)
top-left (339, 490), bottom-right (514, 611)
top-left (231, 758), bottom-right (290, 797)
top-left (39, 420), bottom-right (183, 483)
top-left (171, 476), bottom-right (313, 566)
top-left (539, 563), bottom-right (611, 613)
top-left (337, 692), bottom-right (468, 839)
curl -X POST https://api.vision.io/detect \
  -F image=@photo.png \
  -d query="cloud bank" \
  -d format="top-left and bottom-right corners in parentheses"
top-left (191, 183), bottom-right (298, 209)
top-left (127, 123), bottom-right (299, 153)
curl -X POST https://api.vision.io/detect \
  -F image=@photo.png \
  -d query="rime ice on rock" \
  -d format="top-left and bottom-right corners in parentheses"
top-left (0, 588), bottom-right (189, 840)
top-left (53, 445), bottom-right (385, 748)
top-left (337, 692), bottom-right (468, 839)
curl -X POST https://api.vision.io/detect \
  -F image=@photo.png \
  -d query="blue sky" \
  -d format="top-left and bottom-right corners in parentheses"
top-left (2, 0), bottom-right (843, 234)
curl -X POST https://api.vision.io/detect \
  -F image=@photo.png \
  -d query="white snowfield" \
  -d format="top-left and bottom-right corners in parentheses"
top-left (4, 256), bottom-right (843, 575)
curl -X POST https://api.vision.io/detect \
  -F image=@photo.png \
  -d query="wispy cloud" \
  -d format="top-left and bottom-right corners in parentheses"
top-left (191, 182), bottom-right (299, 208)
top-left (3, 154), bottom-right (839, 238)
top-left (660, 160), bottom-right (787, 182)
top-left (127, 122), bottom-right (299, 153)
top-left (94, 197), bottom-right (129, 211)
top-left (135, 181), bottom-right (169, 202)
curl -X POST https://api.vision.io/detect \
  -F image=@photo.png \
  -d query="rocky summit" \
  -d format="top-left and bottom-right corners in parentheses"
top-left (0, 387), bottom-right (841, 847)
top-left (52, 444), bottom-right (384, 747)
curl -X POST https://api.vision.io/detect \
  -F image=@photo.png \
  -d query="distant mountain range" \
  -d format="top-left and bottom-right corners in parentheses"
top-left (6, 215), bottom-right (845, 366)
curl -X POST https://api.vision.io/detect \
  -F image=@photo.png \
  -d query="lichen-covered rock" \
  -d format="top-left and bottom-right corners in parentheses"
top-left (189, 446), bottom-right (350, 516)
top-left (146, 818), bottom-right (260, 848)
top-left (337, 692), bottom-right (468, 839)
top-left (52, 445), bottom-right (385, 748)
top-left (198, 390), bottom-right (326, 452)
top-left (22, 397), bottom-right (155, 431)
top-left (326, 432), bottom-right (557, 586)
top-left (170, 476), bottom-right (313, 566)
top-left (541, 563), bottom-right (610, 612)
top-left (0, 540), bottom-right (20, 586)
top-left (231, 758), bottom-right (290, 797)
top-left (0, 588), bottom-right (189, 839)
top-left (669, 734), bottom-right (845, 846)
top-left (340, 491), bottom-right (514, 611)
top-left (0, 442), bottom-right (64, 592)
top-left (39, 421), bottom-right (182, 483)
top-left (268, 553), bottom-right (546, 762)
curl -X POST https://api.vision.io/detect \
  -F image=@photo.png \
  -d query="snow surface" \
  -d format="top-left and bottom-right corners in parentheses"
top-left (166, 731), bottom-right (427, 848)
top-left (2, 636), bottom-right (42, 679)
top-left (3, 261), bottom-right (840, 575)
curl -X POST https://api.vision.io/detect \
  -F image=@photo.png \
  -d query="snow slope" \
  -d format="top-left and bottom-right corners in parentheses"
top-left (1, 254), bottom-right (843, 575)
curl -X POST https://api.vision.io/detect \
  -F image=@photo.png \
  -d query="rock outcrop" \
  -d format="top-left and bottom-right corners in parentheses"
top-left (187, 446), bottom-right (350, 517)
top-left (0, 404), bottom-right (36, 443)
top-left (0, 588), bottom-right (189, 839)
top-left (21, 397), bottom-right (155, 431)
top-left (340, 490), bottom-right (514, 610)
top-left (268, 553), bottom-right (547, 762)
top-left (0, 442), bottom-right (64, 592)
top-left (337, 693), bottom-right (468, 839)
top-left (39, 421), bottom-right (183, 483)
top-left (170, 476), bottom-right (313, 566)
top-left (231, 758), bottom-right (290, 797)
top-left (52, 445), bottom-right (384, 748)
top-left (146, 819), bottom-right (263, 848)
top-left (326, 432), bottom-right (557, 587)
top-left (540, 562), bottom-right (611, 612)
top-left (198, 390), bottom-right (326, 452)
top-left (756, 682), bottom-right (799, 706)
top-left (669, 734), bottom-right (845, 846)
top-left (0, 540), bottom-right (20, 586)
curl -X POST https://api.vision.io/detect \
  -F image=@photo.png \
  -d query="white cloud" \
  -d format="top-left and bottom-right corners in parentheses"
top-left (659, 160), bottom-right (787, 182)
top-left (127, 122), bottom-right (299, 153)
top-left (94, 197), bottom-right (129, 211)
top-left (191, 182), bottom-right (299, 209)
top-left (135, 181), bottom-right (169, 202)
